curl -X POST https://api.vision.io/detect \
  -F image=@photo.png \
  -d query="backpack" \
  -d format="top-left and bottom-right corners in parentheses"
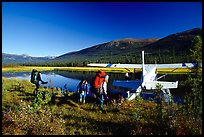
top-left (90, 76), bottom-right (96, 93)
top-left (90, 70), bottom-right (106, 94)
top-left (30, 69), bottom-right (38, 84)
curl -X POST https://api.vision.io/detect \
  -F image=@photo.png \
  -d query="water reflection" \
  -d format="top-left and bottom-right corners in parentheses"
top-left (2, 72), bottom-right (31, 80)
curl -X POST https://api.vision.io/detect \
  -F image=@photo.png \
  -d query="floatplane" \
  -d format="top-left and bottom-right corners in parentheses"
top-left (87, 51), bottom-right (197, 102)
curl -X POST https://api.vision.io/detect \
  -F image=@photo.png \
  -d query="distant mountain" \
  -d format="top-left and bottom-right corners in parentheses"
top-left (2, 53), bottom-right (56, 65)
top-left (143, 28), bottom-right (202, 54)
top-left (53, 38), bottom-right (160, 62)
top-left (53, 28), bottom-right (202, 64)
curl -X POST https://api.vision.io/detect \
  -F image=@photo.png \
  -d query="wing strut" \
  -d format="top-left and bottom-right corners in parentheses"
top-left (156, 68), bottom-right (178, 80)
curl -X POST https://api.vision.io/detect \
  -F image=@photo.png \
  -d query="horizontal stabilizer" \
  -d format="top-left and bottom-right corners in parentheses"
top-left (144, 81), bottom-right (178, 90)
top-left (112, 80), bottom-right (142, 89)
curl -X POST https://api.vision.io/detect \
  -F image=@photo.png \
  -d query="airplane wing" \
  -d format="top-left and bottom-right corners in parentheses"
top-left (144, 81), bottom-right (178, 90)
top-left (87, 63), bottom-right (142, 68)
top-left (112, 80), bottom-right (142, 89)
top-left (155, 63), bottom-right (197, 68)
top-left (87, 63), bottom-right (196, 69)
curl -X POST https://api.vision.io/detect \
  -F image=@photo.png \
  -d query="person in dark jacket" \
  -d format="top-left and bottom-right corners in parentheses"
top-left (30, 69), bottom-right (48, 94)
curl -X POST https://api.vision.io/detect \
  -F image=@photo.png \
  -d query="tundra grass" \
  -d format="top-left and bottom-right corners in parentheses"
top-left (2, 66), bottom-right (197, 74)
top-left (2, 66), bottom-right (59, 73)
top-left (2, 77), bottom-right (202, 135)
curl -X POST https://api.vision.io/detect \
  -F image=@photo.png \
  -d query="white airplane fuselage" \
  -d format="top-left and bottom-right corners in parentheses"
top-left (103, 51), bottom-right (179, 101)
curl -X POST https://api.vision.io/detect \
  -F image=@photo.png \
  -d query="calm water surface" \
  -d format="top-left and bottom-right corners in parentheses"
top-left (2, 70), bottom-right (190, 103)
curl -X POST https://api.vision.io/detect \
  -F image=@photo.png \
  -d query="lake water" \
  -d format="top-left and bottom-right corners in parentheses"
top-left (2, 70), bottom-right (190, 104)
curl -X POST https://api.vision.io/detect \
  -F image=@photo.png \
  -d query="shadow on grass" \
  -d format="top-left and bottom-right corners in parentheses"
top-left (52, 93), bottom-right (96, 106)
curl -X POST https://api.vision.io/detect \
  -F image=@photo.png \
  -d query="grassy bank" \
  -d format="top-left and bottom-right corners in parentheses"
top-left (2, 77), bottom-right (202, 135)
top-left (2, 66), bottom-right (196, 74)
top-left (2, 66), bottom-right (59, 73)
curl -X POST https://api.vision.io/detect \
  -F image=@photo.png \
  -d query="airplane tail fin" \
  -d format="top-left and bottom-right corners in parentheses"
top-left (142, 51), bottom-right (146, 81)
top-left (142, 51), bottom-right (157, 83)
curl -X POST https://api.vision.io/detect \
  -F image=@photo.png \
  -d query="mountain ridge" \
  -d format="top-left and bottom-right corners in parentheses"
top-left (2, 53), bottom-right (56, 64)
top-left (53, 28), bottom-right (201, 62)
top-left (2, 27), bottom-right (202, 65)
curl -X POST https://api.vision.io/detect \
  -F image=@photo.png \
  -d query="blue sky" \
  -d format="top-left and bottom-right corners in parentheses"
top-left (2, 2), bottom-right (202, 57)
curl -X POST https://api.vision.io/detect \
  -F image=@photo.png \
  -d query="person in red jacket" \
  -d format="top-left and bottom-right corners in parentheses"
top-left (91, 70), bottom-right (107, 112)
top-left (94, 70), bottom-right (106, 89)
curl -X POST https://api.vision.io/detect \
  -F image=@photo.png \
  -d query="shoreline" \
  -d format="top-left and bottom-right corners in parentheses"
top-left (2, 66), bottom-right (196, 74)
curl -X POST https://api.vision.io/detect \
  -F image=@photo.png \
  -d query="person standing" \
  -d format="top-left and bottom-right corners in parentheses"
top-left (102, 75), bottom-right (111, 110)
top-left (91, 70), bottom-right (108, 112)
top-left (77, 79), bottom-right (89, 104)
top-left (30, 69), bottom-right (48, 94)
top-left (102, 75), bottom-right (109, 101)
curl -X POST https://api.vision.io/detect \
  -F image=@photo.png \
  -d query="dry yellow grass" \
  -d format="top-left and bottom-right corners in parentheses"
top-left (2, 66), bottom-right (196, 74)
top-left (2, 66), bottom-right (58, 72)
